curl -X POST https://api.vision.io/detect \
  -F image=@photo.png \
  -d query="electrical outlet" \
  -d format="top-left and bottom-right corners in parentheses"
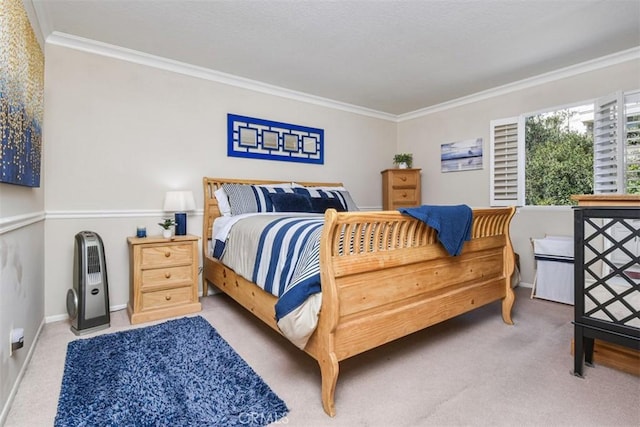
top-left (10, 328), bottom-right (24, 355)
top-left (9, 326), bottom-right (24, 356)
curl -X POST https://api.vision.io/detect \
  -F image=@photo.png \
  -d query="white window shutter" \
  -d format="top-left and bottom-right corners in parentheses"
top-left (623, 91), bottom-right (640, 194)
top-left (593, 92), bottom-right (625, 194)
top-left (490, 117), bottom-right (524, 206)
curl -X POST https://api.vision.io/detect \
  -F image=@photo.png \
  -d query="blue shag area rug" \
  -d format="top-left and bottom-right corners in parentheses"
top-left (55, 316), bottom-right (288, 426)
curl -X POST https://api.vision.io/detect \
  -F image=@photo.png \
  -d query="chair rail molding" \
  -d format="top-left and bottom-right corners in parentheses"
top-left (0, 211), bottom-right (45, 235)
top-left (45, 209), bottom-right (204, 220)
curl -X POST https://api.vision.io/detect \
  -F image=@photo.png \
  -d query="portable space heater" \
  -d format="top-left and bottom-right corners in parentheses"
top-left (66, 231), bottom-right (110, 335)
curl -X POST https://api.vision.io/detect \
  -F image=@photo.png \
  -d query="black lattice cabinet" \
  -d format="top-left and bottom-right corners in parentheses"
top-left (573, 206), bottom-right (640, 377)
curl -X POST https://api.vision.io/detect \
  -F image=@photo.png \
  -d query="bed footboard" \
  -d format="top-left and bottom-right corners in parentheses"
top-left (311, 207), bottom-right (515, 416)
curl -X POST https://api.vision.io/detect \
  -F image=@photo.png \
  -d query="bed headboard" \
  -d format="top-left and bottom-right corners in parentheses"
top-left (202, 177), bottom-right (343, 242)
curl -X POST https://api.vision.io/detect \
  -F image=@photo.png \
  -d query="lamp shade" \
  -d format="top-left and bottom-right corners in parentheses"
top-left (163, 190), bottom-right (196, 212)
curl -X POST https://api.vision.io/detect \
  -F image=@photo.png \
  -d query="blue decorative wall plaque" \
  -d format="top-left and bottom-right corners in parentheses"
top-left (227, 114), bottom-right (324, 164)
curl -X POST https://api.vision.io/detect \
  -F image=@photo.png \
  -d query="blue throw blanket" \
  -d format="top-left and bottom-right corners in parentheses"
top-left (398, 205), bottom-right (473, 256)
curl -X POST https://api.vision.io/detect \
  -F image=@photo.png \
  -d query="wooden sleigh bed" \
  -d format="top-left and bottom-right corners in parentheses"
top-left (202, 177), bottom-right (516, 416)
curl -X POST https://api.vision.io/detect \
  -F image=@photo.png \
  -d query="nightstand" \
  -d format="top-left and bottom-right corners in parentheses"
top-left (127, 234), bottom-right (201, 324)
top-left (381, 168), bottom-right (421, 210)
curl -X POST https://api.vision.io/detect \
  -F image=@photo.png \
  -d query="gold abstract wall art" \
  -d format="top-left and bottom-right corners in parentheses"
top-left (0, 0), bottom-right (44, 187)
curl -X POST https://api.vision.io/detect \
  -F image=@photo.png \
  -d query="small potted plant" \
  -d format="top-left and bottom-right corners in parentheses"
top-left (158, 218), bottom-right (175, 238)
top-left (393, 153), bottom-right (413, 169)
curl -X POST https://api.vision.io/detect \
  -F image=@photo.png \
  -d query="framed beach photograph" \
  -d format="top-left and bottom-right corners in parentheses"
top-left (441, 138), bottom-right (483, 172)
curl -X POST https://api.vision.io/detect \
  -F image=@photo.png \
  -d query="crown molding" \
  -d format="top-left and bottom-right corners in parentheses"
top-left (45, 32), bottom-right (397, 122)
top-left (43, 31), bottom-right (639, 123)
top-left (398, 46), bottom-right (640, 122)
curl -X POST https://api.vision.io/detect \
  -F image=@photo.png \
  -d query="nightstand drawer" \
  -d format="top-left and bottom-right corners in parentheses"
top-left (128, 234), bottom-right (201, 325)
top-left (391, 171), bottom-right (419, 187)
top-left (392, 188), bottom-right (418, 204)
top-left (141, 265), bottom-right (193, 289)
top-left (140, 243), bottom-right (193, 267)
top-left (140, 286), bottom-right (193, 311)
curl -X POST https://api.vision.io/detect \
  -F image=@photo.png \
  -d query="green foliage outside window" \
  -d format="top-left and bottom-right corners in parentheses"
top-left (525, 111), bottom-right (593, 206)
top-left (626, 112), bottom-right (640, 194)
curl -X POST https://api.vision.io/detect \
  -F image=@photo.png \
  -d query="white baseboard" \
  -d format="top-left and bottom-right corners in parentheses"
top-left (0, 318), bottom-right (45, 426)
top-left (45, 303), bottom-right (128, 324)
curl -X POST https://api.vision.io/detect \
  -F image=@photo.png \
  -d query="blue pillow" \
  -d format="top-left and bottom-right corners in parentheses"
top-left (269, 192), bottom-right (313, 212)
top-left (293, 187), bottom-right (347, 211)
top-left (310, 197), bottom-right (346, 213)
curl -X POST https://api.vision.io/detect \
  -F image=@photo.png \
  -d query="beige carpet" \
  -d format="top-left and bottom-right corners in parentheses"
top-left (5, 287), bottom-right (640, 426)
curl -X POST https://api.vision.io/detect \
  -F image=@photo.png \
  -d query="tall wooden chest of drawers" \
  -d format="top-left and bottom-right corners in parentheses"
top-left (381, 168), bottom-right (421, 210)
top-left (127, 234), bottom-right (201, 324)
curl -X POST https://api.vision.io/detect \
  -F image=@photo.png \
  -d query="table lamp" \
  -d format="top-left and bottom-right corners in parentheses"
top-left (163, 190), bottom-right (196, 236)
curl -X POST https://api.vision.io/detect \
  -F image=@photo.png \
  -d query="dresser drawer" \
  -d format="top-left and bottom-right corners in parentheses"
top-left (140, 243), bottom-right (193, 267)
top-left (140, 286), bottom-right (193, 311)
top-left (141, 265), bottom-right (193, 289)
top-left (392, 188), bottom-right (419, 205)
top-left (391, 171), bottom-right (419, 188)
top-left (381, 168), bottom-right (421, 211)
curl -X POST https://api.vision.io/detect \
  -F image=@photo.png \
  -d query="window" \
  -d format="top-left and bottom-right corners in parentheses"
top-left (618, 92), bottom-right (640, 193)
top-left (489, 118), bottom-right (525, 206)
top-left (490, 90), bottom-right (640, 206)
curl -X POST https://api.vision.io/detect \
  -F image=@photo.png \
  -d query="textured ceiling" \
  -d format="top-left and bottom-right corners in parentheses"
top-left (29, 0), bottom-right (640, 115)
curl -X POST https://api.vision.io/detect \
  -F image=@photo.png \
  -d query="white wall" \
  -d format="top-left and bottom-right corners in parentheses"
top-left (43, 43), bottom-right (397, 319)
top-left (0, 192), bottom-right (45, 422)
top-left (397, 59), bottom-right (640, 286)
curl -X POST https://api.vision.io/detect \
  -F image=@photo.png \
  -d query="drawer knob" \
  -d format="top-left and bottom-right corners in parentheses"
top-left (400, 176), bottom-right (407, 182)
top-left (402, 192), bottom-right (407, 198)
top-left (164, 272), bottom-right (171, 279)
top-left (165, 295), bottom-right (172, 301)
top-left (164, 251), bottom-right (171, 257)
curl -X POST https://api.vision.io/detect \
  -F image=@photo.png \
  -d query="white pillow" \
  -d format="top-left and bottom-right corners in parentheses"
top-left (291, 182), bottom-right (345, 191)
top-left (335, 190), bottom-right (359, 212)
top-left (261, 182), bottom-right (293, 188)
top-left (214, 187), bottom-right (232, 216)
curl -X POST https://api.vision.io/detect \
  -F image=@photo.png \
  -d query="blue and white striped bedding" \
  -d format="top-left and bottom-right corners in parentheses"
top-left (253, 216), bottom-right (324, 318)
top-left (212, 213), bottom-right (325, 348)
